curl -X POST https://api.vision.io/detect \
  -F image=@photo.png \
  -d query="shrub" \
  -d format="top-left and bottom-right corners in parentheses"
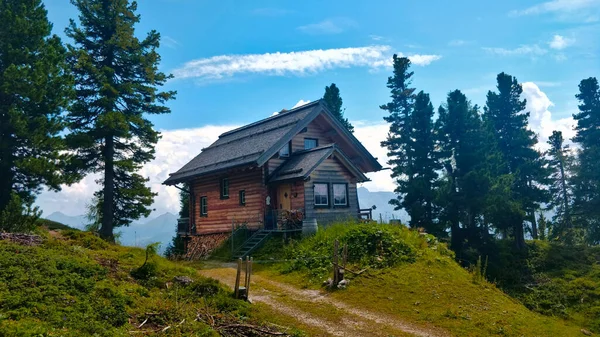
top-left (131, 242), bottom-right (160, 283)
top-left (0, 193), bottom-right (40, 233)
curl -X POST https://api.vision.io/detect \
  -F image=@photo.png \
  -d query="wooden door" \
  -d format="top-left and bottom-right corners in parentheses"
top-left (277, 184), bottom-right (292, 210)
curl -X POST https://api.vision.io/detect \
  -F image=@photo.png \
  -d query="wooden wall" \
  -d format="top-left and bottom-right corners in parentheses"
top-left (190, 166), bottom-right (267, 235)
top-left (291, 120), bottom-right (334, 153)
top-left (304, 156), bottom-right (359, 225)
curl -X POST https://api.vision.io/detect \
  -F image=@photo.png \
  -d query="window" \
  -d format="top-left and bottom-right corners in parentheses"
top-left (200, 196), bottom-right (208, 216)
top-left (333, 184), bottom-right (348, 206)
top-left (304, 138), bottom-right (318, 150)
top-left (239, 190), bottom-right (246, 206)
top-left (278, 142), bottom-right (290, 157)
top-left (220, 178), bottom-right (229, 199)
top-left (314, 183), bottom-right (329, 207)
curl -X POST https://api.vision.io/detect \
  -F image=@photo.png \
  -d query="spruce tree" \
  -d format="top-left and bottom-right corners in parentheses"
top-left (483, 73), bottom-right (545, 249)
top-left (404, 91), bottom-right (440, 233)
top-left (0, 0), bottom-right (76, 214)
top-left (381, 55), bottom-right (416, 216)
top-left (546, 130), bottom-right (573, 241)
top-left (436, 90), bottom-right (488, 250)
top-left (66, 0), bottom-right (176, 241)
top-left (572, 77), bottom-right (600, 244)
top-left (322, 83), bottom-right (353, 132)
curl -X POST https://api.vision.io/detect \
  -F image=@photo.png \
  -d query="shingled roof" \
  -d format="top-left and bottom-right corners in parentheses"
top-left (164, 100), bottom-right (381, 185)
top-left (164, 101), bottom-right (321, 185)
top-left (268, 144), bottom-right (369, 183)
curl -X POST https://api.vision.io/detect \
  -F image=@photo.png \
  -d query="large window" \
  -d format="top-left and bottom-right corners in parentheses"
top-left (278, 142), bottom-right (290, 157)
top-left (200, 196), bottom-right (208, 216)
top-left (333, 184), bottom-right (348, 206)
top-left (314, 183), bottom-right (329, 207)
top-left (239, 190), bottom-right (246, 206)
top-left (304, 138), bottom-right (318, 150)
top-left (220, 178), bottom-right (229, 199)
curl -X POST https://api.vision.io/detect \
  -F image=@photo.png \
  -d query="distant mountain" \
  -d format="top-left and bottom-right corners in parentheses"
top-left (45, 212), bottom-right (88, 230)
top-left (357, 187), bottom-right (409, 224)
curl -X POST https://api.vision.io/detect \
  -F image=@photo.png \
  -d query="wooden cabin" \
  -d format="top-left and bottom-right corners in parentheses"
top-left (163, 100), bottom-right (382, 256)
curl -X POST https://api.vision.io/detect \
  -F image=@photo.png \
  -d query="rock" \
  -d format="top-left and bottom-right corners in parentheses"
top-left (323, 278), bottom-right (333, 287)
top-left (173, 276), bottom-right (194, 286)
top-left (338, 279), bottom-right (349, 289)
top-left (581, 329), bottom-right (592, 336)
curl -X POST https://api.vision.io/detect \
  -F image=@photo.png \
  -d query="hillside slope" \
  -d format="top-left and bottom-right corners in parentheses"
top-left (0, 229), bottom-right (297, 336)
top-left (250, 223), bottom-right (589, 337)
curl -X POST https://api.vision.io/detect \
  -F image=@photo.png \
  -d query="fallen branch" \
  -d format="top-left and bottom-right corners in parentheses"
top-left (220, 323), bottom-right (288, 336)
top-left (138, 317), bottom-right (149, 328)
top-left (0, 232), bottom-right (43, 246)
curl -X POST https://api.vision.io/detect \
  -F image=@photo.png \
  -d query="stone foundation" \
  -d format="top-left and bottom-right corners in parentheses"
top-left (185, 233), bottom-right (229, 260)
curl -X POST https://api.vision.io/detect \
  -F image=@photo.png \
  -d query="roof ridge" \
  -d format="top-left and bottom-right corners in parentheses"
top-left (218, 99), bottom-right (321, 138)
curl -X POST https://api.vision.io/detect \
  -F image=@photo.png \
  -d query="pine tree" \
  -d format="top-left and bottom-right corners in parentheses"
top-left (436, 90), bottom-right (488, 250)
top-left (165, 188), bottom-right (188, 259)
top-left (381, 55), bottom-right (416, 214)
top-left (545, 130), bottom-right (574, 242)
top-left (404, 91), bottom-right (440, 233)
top-left (538, 212), bottom-right (548, 241)
top-left (572, 77), bottom-right (600, 244)
top-left (0, 0), bottom-right (76, 214)
top-left (66, 0), bottom-right (176, 241)
top-left (322, 83), bottom-right (353, 132)
top-left (483, 73), bottom-right (545, 249)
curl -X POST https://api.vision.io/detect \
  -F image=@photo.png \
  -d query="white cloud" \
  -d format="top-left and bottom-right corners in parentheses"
top-left (292, 99), bottom-right (311, 108)
top-left (483, 45), bottom-right (548, 56)
top-left (162, 36), bottom-right (180, 49)
top-left (510, 0), bottom-right (598, 16)
top-left (521, 82), bottom-right (576, 151)
top-left (549, 34), bottom-right (574, 49)
top-left (352, 122), bottom-right (395, 192)
top-left (297, 18), bottom-right (356, 35)
top-left (173, 46), bottom-right (442, 80)
top-left (448, 39), bottom-right (470, 47)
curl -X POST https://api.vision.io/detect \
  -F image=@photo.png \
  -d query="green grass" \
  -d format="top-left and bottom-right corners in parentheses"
top-left (251, 222), bottom-right (589, 337)
top-left (36, 218), bottom-right (78, 231)
top-left (0, 229), bottom-right (292, 336)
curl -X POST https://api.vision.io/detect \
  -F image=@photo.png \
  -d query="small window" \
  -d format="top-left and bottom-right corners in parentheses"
top-left (200, 196), bottom-right (208, 216)
top-left (220, 178), bottom-right (229, 199)
top-left (333, 184), bottom-right (348, 206)
top-left (239, 190), bottom-right (246, 206)
top-left (278, 142), bottom-right (290, 157)
top-left (304, 138), bottom-right (318, 150)
top-left (314, 183), bottom-right (329, 207)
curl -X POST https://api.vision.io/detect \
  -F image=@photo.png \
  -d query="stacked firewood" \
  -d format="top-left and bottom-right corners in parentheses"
top-left (185, 233), bottom-right (229, 260)
top-left (0, 232), bottom-right (43, 246)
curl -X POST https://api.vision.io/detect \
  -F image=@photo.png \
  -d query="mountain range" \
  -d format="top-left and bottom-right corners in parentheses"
top-left (44, 188), bottom-right (407, 253)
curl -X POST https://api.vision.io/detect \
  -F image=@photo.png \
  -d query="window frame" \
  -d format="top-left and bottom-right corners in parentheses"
top-left (239, 190), bottom-right (246, 206)
top-left (304, 138), bottom-right (319, 150)
top-left (278, 141), bottom-right (291, 158)
top-left (332, 183), bottom-right (349, 207)
top-left (313, 182), bottom-right (330, 208)
top-left (220, 177), bottom-right (229, 199)
top-left (200, 196), bottom-right (208, 217)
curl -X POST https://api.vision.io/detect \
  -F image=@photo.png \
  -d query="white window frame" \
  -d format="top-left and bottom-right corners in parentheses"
top-left (304, 138), bottom-right (318, 150)
top-left (333, 183), bottom-right (348, 206)
top-left (220, 178), bottom-right (229, 199)
top-left (200, 196), bottom-right (208, 216)
top-left (314, 183), bottom-right (329, 207)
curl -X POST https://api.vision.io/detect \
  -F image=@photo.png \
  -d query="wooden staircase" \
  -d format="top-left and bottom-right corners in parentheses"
top-left (233, 230), bottom-right (271, 259)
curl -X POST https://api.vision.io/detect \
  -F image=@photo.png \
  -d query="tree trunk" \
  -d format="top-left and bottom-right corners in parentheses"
top-left (530, 211), bottom-right (538, 240)
top-left (100, 135), bottom-right (115, 242)
top-left (559, 158), bottom-right (571, 228)
top-left (514, 222), bottom-right (526, 250)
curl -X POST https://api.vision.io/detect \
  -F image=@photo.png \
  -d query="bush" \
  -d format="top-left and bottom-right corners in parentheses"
top-left (131, 243), bottom-right (160, 283)
top-left (0, 193), bottom-right (40, 233)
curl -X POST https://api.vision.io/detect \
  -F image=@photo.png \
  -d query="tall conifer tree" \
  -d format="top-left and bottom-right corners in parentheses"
top-left (436, 90), bottom-right (487, 250)
top-left (0, 0), bottom-right (75, 213)
top-left (483, 73), bottom-right (544, 249)
top-left (322, 83), bottom-right (353, 132)
top-left (546, 130), bottom-right (573, 241)
top-left (572, 77), bottom-right (600, 244)
top-left (66, 0), bottom-right (176, 241)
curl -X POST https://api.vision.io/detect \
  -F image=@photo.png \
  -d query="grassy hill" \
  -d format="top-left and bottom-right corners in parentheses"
top-left (251, 222), bottom-right (591, 337)
top-left (0, 228), bottom-right (298, 337)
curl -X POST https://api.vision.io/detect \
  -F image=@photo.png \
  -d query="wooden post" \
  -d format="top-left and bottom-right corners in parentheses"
top-left (333, 239), bottom-right (339, 285)
top-left (246, 257), bottom-right (253, 296)
top-left (244, 256), bottom-right (250, 290)
top-left (234, 258), bottom-right (242, 298)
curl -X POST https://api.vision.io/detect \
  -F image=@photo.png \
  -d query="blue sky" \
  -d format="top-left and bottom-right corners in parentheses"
top-left (38, 0), bottom-right (600, 217)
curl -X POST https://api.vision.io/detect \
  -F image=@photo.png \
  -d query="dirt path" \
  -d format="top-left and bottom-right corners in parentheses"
top-left (197, 261), bottom-right (449, 337)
